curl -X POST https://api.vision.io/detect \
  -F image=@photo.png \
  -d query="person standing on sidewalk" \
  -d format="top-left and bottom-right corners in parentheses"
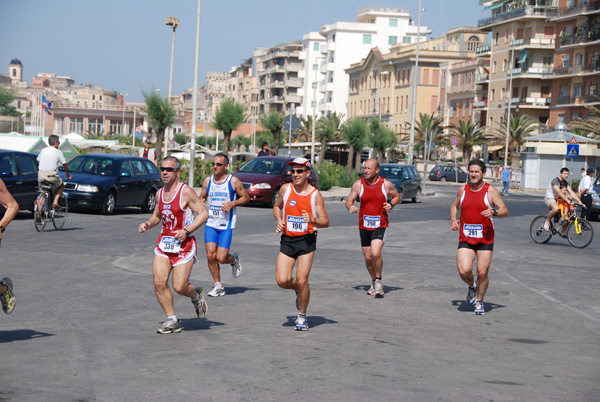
top-left (450, 159), bottom-right (508, 315)
top-left (200, 153), bottom-right (249, 297)
top-left (274, 158), bottom-right (329, 331)
top-left (501, 166), bottom-right (511, 196)
top-left (139, 156), bottom-right (209, 334)
top-left (346, 159), bottom-right (401, 297)
top-left (579, 168), bottom-right (596, 220)
top-left (0, 178), bottom-right (19, 314)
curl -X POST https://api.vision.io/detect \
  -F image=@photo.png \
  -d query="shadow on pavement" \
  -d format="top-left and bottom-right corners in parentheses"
top-left (282, 315), bottom-right (338, 328)
top-left (179, 318), bottom-right (226, 331)
top-left (452, 299), bottom-right (506, 313)
top-left (353, 284), bottom-right (404, 294)
top-left (0, 329), bottom-right (54, 343)
top-left (221, 286), bottom-right (260, 296)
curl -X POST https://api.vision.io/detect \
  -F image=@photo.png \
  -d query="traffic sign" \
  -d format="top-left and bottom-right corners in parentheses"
top-left (284, 115), bottom-right (300, 132)
top-left (569, 136), bottom-right (578, 145)
top-left (451, 137), bottom-right (459, 145)
top-left (567, 144), bottom-right (580, 157)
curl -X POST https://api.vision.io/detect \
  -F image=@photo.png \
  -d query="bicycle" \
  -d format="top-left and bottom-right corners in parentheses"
top-left (530, 204), bottom-right (594, 248)
top-left (34, 181), bottom-right (68, 231)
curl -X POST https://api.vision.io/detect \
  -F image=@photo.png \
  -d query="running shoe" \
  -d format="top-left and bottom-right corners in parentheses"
top-left (367, 282), bottom-right (376, 295)
top-left (231, 252), bottom-right (242, 278)
top-left (474, 300), bottom-right (485, 315)
top-left (467, 283), bottom-right (477, 305)
top-left (374, 279), bottom-right (384, 297)
top-left (0, 278), bottom-right (15, 314)
top-left (295, 315), bottom-right (309, 331)
top-left (207, 282), bottom-right (226, 297)
top-left (157, 319), bottom-right (182, 334)
top-left (192, 286), bottom-right (207, 318)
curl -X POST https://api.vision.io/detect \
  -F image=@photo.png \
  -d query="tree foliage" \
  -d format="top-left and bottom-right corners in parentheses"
top-left (413, 113), bottom-right (446, 159)
top-left (342, 118), bottom-right (368, 178)
top-left (260, 111), bottom-right (285, 156)
top-left (317, 113), bottom-right (345, 170)
top-left (143, 89), bottom-right (176, 162)
top-left (572, 104), bottom-right (600, 140)
top-left (369, 118), bottom-right (397, 163)
top-left (490, 114), bottom-right (537, 167)
top-left (449, 120), bottom-right (486, 163)
top-left (213, 98), bottom-right (246, 156)
top-left (0, 87), bottom-right (18, 116)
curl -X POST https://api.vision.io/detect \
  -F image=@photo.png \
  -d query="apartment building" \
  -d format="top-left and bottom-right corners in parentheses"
top-left (346, 27), bottom-right (486, 141)
top-left (548, 0), bottom-right (600, 126)
top-left (206, 71), bottom-right (229, 122)
top-left (318, 6), bottom-right (431, 119)
top-left (478, 0), bottom-right (558, 133)
top-left (297, 32), bottom-right (326, 119)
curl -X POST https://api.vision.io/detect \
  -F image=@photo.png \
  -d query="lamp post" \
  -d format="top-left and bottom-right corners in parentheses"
top-left (164, 15), bottom-right (179, 159)
top-left (504, 46), bottom-right (516, 169)
top-left (121, 93), bottom-right (129, 136)
top-left (188, 2), bottom-right (201, 187)
top-left (408, 0), bottom-right (424, 165)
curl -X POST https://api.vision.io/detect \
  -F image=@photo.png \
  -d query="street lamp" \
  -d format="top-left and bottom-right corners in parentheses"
top-left (121, 93), bottom-right (129, 136)
top-left (504, 46), bottom-right (516, 169)
top-left (408, 0), bottom-right (424, 165)
top-left (164, 15), bottom-right (179, 158)
top-left (188, 2), bottom-right (202, 187)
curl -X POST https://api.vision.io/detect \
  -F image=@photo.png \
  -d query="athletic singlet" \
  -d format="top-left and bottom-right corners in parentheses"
top-left (282, 185), bottom-right (318, 237)
top-left (459, 182), bottom-right (494, 245)
top-left (358, 176), bottom-right (388, 230)
top-left (205, 174), bottom-right (237, 230)
top-left (156, 183), bottom-right (195, 253)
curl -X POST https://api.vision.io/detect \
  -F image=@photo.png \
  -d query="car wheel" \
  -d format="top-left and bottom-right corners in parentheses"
top-left (412, 188), bottom-right (421, 203)
top-left (102, 192), bottom-right (116, 215)
top-left (440, 176), bottom-right (447, 182)
top-left (270, 188), bottom-right (280, 208)
top-left (141, 191), bottom-right (156, 213)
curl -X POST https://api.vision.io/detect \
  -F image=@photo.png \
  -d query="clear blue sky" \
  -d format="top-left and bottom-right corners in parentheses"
top-left (0, 0), bottom-right (484, 102)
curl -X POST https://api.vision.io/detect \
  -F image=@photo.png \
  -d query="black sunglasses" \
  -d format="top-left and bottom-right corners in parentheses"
top-left (290, 168), bottom-right (308, 174)
top-left (160, 167), bottom-right (178, 172)
top-left (212, 162), bottom-right (227, 167)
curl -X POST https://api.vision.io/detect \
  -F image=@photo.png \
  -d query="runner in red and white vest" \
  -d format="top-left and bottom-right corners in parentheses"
top-left (139, 156), bottom-right (209, 334)
top-left (273, 157), bottom-right (329, 331)
top-left (346, 159), bottom-right (401, 298)
top-left (0, 178), bottom-right (19, 314)
top-left (450, 159), bottom-right (508, 316)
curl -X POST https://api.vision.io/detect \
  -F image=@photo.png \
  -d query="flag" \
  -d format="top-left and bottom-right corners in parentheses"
top-left (42, 94), bottom-right (52, 115)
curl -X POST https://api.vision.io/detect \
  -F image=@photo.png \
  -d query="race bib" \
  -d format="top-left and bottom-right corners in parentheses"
top-left (159, 236), bottom-right (181, 253)
top-left (463, 224), bottom-right (483, 238)
top-left (209, 204), bottom-right (224, 220)
top-left (363, 215), bottom-right (381, 229)
top-left (287, 215), bottom-right (308, 233)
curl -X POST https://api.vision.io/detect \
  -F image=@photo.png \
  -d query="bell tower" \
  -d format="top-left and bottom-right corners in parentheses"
top-left (9, 58), bottom-right (23, 83)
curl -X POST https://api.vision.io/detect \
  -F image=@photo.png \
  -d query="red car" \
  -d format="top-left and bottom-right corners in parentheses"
top-left (233, 156), bottom-right (320, 207)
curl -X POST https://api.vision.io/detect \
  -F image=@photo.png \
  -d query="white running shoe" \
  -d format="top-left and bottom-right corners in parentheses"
top-left (231, 252), bottom-right (242, 278)
top-left (207, 282), bottom-right (226, 297)
top-left (474, 300), bottom-right (485, 315)
top-left (192, 287), bottom-right (207, 318)
top-left (367, 282), bottom-right (376, 295)
top-left (467, 283), bottom-right (477, 305)
top-left (374, 279), bottom-right (384, 297)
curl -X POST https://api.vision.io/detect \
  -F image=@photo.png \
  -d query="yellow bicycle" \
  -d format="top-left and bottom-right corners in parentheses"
top-left (530, 204), bottom-right (594, 248)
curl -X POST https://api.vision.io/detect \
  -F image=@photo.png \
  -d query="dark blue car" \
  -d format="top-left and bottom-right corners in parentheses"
top-left (59, 154), bottom-right (162, 214)
top-left (0, 150), bottom-right (39, 213)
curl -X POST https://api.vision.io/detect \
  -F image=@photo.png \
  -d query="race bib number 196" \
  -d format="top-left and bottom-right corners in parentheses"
top-left (463, 224), bottom-right (483, 238)
top-left (363, 215), bottom-right (381, 229)
top-left (287, 215), bottom-right (308, 233)
top-left (159, 236), bottom-right (182, 253)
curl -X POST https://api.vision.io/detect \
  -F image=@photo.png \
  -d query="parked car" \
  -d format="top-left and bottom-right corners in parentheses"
top-left (233, 156), bottom-right (320, 207)
top-left (378, 164), bottom-right (422, 203)
top-left (428, 164), bottom-right (468, 183)
top-left (0, 150), bottom-right (39, 214)
top-left (590, 171), bottom-right (600, 221)
top-left (59, 154), bottom-right (162, 214)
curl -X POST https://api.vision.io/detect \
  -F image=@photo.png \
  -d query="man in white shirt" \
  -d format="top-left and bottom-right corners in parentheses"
top-left (37, 135), bottom-right (71, 208)
top-left (579, 168), bottom-right (596, 220)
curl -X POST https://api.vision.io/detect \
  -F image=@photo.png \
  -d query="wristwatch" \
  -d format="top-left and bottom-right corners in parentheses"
top-left (0, 225), bottom-right (5, 233)
top-left (492, 210), bottom-right (499, 217)
top-left (184, 229), bottom-right (191, 237)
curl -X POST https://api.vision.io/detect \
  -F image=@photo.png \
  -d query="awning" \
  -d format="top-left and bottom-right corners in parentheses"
top-left (488, 145), bottom-right (504, 152)
top-left (518, 49), bottom-right (528, 65)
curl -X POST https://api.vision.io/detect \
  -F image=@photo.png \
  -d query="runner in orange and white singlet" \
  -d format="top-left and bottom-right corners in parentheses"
top-left (139, 156), bottom-right (209, 334)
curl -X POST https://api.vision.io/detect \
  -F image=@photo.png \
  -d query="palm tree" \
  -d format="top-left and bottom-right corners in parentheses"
top-left (449, 120), bottom-right (486, 163)
top-left (413, 113), bottom-right (446, 159)
top-left (491, 114), bottom-right (537, 167)
top-left (316, 113), bottom-right (345, 170)
top-left (295, 116), bottom-right (314, 143)
top-left (260, 111), bottom-right (285, 155)
top-left (213, 98), bottom-right (246, 156)
top-left (342, 118), bottom-right (368, 178)
top-left (572, 104), bottom-right (600, 140)
top-left (143, 89), bottom-right (176, 161)
top-left (369, 118), bottom-right (397, 162)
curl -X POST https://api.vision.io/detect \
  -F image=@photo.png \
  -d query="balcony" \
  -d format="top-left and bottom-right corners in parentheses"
top-left (326, 41), bottom-right (335, 52)
top-left (475, 73), bottom-right (489, 82)
top-left (556, 94), bottom-right (600, 106)
top-left (298, 51), bottom-right (306, 60)
top-left (269, 80), bottom-right (284, 88)
top-left (560, 31), bottom-right (600, 47)
top-left (478, 5), bottom-right (555, 29)
top-left (505, 97), bottom-right (520, 105)
top-left (319, 82), bottom-right (334, 93)
top-left (549, 2), bottom-right (600, 21)
top-left (286, 94), bottom-right (301, 103)
top-left (286, 63), bottom-right (303, 72)
top-left (510, 37), bottom-right (555, 49)
top-left (552, 62), bottom-right (600, 77)
top-left (519, 97), bottom-right (551, 107)
top-left (472, 100), bottom-right (488, 108)
top-left (476, 45), bottom-right (491, 56)
top-left (508, 66), bottom-right (553, 77)
top-left (286, 77), bottom-right (302, 88)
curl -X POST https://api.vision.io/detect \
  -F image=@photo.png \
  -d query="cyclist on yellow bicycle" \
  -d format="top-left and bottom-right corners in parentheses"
top-left (543, 167), bottom-right (582, 231)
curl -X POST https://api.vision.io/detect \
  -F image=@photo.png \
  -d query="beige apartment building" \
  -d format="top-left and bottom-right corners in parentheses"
top-left (346, 27), bottom-right (486, 141)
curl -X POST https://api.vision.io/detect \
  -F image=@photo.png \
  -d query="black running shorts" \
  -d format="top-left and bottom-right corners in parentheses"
top-left (280, 232), bottom-right (317, 259)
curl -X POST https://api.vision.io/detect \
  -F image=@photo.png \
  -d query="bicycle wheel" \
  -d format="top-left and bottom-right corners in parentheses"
top-left (52, 193), bottom-right (68, 230)
top-left (567, 219), bottom-right (594, 248)
top-left (530, 215), bottom-right (552, 244)
top-left (34, 193), bottom-right (47, 232)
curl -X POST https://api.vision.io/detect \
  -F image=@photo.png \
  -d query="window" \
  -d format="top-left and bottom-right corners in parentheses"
top-left (313, 43), bottom-right (319, 51)
top-left (68, 117), bottom-right (84, 134)
top-left (389, 36), bottom-right (398, 45)
top-left (560, 84), bottom-right (568, 97)
top-left (403, 37), bottom-right (412, 43)
top-left (88, 118), bottom-right (103, 135)
top-left (590, 82), bottom-right (598, 96)
top-left (449, 101), bottom-right (454, 117)
top-left (505, 30), bottom-right (509, 43)
top-left (131, 160), bottom-right (147, 175)
top-left (574, 83), bottom-right (582, 97)
top-left (563, 54), bottom-right (570, 67)
top-left (15, 154), bottom-right (37, 175)
top-left (142, 160), bottom-right (159, 175)
top-left (313, 64), bottom-right (318, 71)
top-left (503, 59), bottom-right (507, 72)
top-left (575, 53), bottom-right (584, 66)
top-left (119, 161), bottom-right (133, 176)
top-left (494, 32), bottom-right (499, 45)
top-left (468, 37), bottom-right (479, 51)
top-left (363, 34), bottom-right (372, 44)
top-left (54, 117), bottom-right (65, 135)
top-left (389, 19), bottom-right (398, 27)
top-left (492, 61), bottom-right (497, 73)
top-left (491, 88), bottom-right (496, 101)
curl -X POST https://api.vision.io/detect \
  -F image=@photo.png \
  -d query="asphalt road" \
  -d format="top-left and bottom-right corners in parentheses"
top-left (1, 183), bottom-right (599, 401)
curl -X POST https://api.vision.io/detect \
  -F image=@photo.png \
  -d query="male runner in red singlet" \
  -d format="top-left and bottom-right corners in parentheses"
top-left (346, 159), bottom-right (401, 297)
top-left (139, 156), bottom-right (209, 333)
top-left (0, 178), bottom-right (19, 314)
top-left (273, 158), bottom-right (329, 331)
top-left (450, 159), bottom-right (508, 315)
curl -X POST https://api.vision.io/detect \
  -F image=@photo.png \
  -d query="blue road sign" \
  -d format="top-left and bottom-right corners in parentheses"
top-left (567, 144), bottom-right (579, 157)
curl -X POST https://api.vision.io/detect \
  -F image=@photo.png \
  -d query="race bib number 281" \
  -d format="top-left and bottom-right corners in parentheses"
top-left (463, 224), bottom-right (483, 238)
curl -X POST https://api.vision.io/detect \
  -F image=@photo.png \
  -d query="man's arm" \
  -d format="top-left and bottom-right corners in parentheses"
top-left (273, 183), bottom-right (289, 233)
top-left (222, 176), bottom-right (249, 212)
top-left (567, 186), bottom-right (583, 205)
top-left (176, 186), bottom-right (208, 241)
top-left (199, 177), bottom-right (210, 204)
top-left (383, 179), bottom-right (401, 213)
top-left (303, 191), bottom-right (329, 228)
top-left (450, 186), bottom-right (465, 231)
top-left (138, 194), bottom-right (162, 234)
top-left (62, 163), bottom-right (72, 180)
top-left (553, 183), bottom-right (571, 203)
top-left (482, 185), bottom-right (508, 219)
top-left (0, 179), bottom-right (19, 240)
top-left (345, 180), bottom-right (361, 214)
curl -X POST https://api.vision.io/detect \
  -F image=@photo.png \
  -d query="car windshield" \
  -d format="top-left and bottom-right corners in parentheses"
top-left (238, 158), bottom-right (286, 175)
top-left (380, 167), bottom-right (408, 179)
top-left (68, 157), bottom-right (117, 176)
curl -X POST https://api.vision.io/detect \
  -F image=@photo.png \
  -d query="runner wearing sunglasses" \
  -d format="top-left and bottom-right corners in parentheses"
top-left (200, 153), bottom-right (249, 297)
